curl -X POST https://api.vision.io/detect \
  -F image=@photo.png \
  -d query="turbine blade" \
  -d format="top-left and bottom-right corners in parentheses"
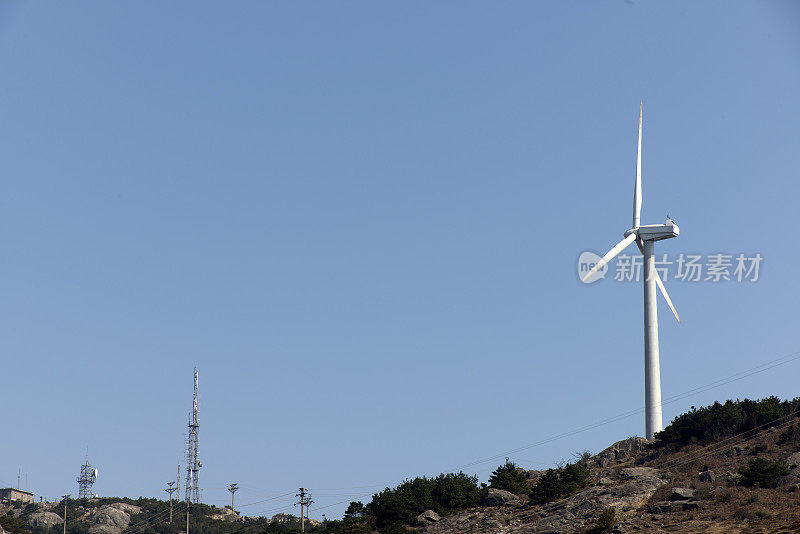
top-left (633, 102), bottom-right (642, 228)
top-left (654, 270), bottom-right (680, 323)
top-left (581, 233), bottom-right (637, 282)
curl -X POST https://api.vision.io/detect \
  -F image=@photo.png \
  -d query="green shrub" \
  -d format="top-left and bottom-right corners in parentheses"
top-left (529, 462), bottom-right (590, 504)
top-left (366, 471), bottom-right (480, 528)
top-left (431, 472), bottom-right (481, 510)
top-left (0, 514), bottom-right (32, 534)
top-left (738, 458), bottom-right (789, 488)
top-left (343, 502), bottom-right (364, 520)
top-left (778, 423), bottom-right (800, 446)
top-left (655, 396), bottom-right (800, 446)
top-left (487, 460), bottom-right (529, 495)
top-left (592, 507), bottom-right (617, 533)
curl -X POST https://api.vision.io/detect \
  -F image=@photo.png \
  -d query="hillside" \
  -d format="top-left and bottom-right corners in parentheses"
top-left (3, 396), bottom-right (800, 534)
top-left (0, 498), bottom-right (293, 534)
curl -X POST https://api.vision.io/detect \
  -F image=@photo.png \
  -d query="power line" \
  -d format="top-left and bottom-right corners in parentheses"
top-left (119, 346), bottom-right (800, 534)
top-left (449, 349), bottom-right (800, 473)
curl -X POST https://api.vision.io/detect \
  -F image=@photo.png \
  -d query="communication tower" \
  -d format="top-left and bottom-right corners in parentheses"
top-left (185, 368), bottom-right (201, 503)
top-left (77, 456), bottom-right (97, 499)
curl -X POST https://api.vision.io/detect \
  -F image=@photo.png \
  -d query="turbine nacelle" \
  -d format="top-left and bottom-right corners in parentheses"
top-left (624, 222), bottom-right (679, 242)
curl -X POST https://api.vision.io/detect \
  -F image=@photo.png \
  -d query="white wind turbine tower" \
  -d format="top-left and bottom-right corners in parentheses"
top-left (582, 103), bottom-right (681, 440)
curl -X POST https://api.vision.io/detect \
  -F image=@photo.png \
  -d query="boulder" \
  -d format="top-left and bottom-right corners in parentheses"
top-left (669, 487), bottom-right (694, 501)
top-left (26, 512), bottom-right (64, 527)
top-left (698, 470), bottom-right (715, 483)
top-left (416, 510), bottom-right (440, 524)
top-left (88, 503), bottom-right (141, 534)
top-left (597, 437), bottom-right (649, 463)
top-left (484, 488), bottom-right (521, 506)
top-left (785, 452), bottom-right (800, 473)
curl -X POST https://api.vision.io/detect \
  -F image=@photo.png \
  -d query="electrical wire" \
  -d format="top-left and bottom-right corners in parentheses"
top-left (85, 346), bottom-right (800, 534)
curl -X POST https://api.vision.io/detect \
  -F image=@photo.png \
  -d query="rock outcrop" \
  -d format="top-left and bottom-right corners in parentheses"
top-left (669, 487), bottom-right (694, 500)
top-left (417, 510), bottom-right (441, 523)
top-left (88, 503), bottom-right (141, 534)
top-left (210, 507), bottom-right (242, 522)
top-left (592, 436), bottom-right (649, 467)
top-left (269, 513), bottom-right (320, 528)
top-left (484, 488), bottom-right (521, 507)
top-left (26, 512), bottom-right (65, 527)
top-left (420, 438), bottom-right (668, 534)
top-left (422, 457), bottom-right (667, 533)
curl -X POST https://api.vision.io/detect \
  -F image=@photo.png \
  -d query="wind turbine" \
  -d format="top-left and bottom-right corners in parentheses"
top-left (581, 103), bottom-right (680, 440)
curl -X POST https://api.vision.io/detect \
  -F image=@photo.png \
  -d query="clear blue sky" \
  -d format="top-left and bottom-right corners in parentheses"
top-left (1, 0), bottom-right (799, 521)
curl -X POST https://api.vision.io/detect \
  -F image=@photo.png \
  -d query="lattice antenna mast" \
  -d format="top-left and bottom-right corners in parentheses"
top-left (77, 453), bottom-right (97, 499)
top-left (185, 368), bottom-right (201, 504)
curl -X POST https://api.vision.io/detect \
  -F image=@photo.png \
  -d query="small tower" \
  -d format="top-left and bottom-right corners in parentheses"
top-left (77, 455), bottom-right (97, 499)
top-left (185, 368), bottom-right (201, 503)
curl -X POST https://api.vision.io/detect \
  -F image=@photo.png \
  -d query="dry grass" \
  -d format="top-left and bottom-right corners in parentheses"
top-left (626, 417), bottom-right (800, 533)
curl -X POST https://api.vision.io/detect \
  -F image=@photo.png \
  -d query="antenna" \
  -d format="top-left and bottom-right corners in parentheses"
top-left (185, 368), bottom-right (201, 504)
top-left (77, 455), bottom-right (97, 499)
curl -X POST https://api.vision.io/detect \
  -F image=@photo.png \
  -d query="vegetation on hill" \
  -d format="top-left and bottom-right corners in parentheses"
top-left (5, 395), bottom-right (800, 534)
top-left (738, 458), bottom-right (790, 488)
top-left (0, 514), bottom-right (32, 534)
top-left (528, 461), bottom-right (591, 504)
top-left (654, 396), bottom-right (800, 446)
top-left (487, 460), bottom-right (528, 495)
top-left (362, 472), bottom-right (480, 530)
top-left (5, 497), bottom-right (268, 534)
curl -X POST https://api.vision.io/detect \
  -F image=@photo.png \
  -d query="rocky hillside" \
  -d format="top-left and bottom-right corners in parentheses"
top-left (0, 497), bottom-right (320, 534)
top-left (0, 498), bottom-right (263, 534)
top-left (4, 398), bottom-right (800, 534)
top-left (1, 501), bottom-right (142, 534)
top-left (417, 429), bottom-right (800, 533)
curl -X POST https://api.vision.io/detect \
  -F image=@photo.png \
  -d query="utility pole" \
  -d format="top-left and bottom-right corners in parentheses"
top-left (228, 484), bottom-right (238, 512)
top-left (186, 500), bottom-right (190, 534)
top-left (165, 482), bottom-right (177, 523)
top-left (295, 488), bottom-right (312, 533)
top-left (296, 488), bottom-right (305, 533)
top-left (62, 495), bottom-right (70, 534)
